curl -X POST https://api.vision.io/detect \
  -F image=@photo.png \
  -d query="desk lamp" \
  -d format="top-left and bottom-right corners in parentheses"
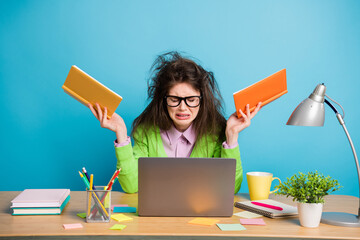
top-left (287, 83), bottom-right (360, 227)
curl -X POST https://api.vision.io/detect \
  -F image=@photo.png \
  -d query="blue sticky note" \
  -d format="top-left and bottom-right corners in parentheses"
top-left (113, 207), bottom-right (137, 213)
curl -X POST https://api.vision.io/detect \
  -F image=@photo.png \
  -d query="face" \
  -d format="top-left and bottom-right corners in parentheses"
top-left (166, 82), bottom-right (201, 132)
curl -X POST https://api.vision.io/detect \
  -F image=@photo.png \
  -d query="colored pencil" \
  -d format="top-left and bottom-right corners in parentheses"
top-left (87, 174), bottom-right (93, 216)
top-left (79, 171), bottom-right (109, 217)
top-left (83, 167), bottom-right (97, 190)
top-left (107, 169), bottom-right (121, 190)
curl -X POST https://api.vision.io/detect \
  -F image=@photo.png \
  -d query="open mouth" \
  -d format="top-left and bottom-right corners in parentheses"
top-left (176, 113), bottom-right (190, 120)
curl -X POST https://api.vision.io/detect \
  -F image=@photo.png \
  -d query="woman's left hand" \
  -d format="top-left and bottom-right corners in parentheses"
top-left (225, 102), bottom-right (262, 146)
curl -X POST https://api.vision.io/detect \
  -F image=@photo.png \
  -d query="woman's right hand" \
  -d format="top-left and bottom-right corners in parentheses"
top-left (88, 103), bottom-right (128, 143)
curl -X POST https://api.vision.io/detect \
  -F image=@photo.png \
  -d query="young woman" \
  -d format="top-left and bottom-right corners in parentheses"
top-left (89, 52), bottom-right (261, 194)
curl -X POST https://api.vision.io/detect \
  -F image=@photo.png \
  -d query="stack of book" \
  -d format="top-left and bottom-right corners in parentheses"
top-left (10, 189), bottom-right (70, 215)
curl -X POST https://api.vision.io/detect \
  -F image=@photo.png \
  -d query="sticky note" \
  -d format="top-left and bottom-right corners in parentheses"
top-left (239, 218), bottom-right (266, 225)
top-left (76, 213), bottom-right (87, 219)
top-left (111, 204), bottom-right (129, 211)
top-left (233, 211), bottom-right (262, 218)
top-left (111, 214), bottom-right (133, 222)
top-left (63, 223), bottom-right (83, 230)
top-left (216, 223), bottom-right (246, 231)
top-left (188, 218), bottom-right (220, 226)
top-left (109, 224), bottom-right (127, 230)
top-left (113, 207), bottom-right (137, 213)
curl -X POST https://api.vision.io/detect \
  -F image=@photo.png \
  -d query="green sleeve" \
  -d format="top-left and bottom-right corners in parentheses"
top-left (211, 141), bottom-right (243, 194)
top-left (221, 145), bottom-right (243, 194)
top-left (114, 129), bottom-right (149, 193)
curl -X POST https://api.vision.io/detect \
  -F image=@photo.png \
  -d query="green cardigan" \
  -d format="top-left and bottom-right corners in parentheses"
top-left (115, 127), bottom-right (243, 194)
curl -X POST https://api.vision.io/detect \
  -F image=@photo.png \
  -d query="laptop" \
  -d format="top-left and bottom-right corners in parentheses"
top-left (138, 157), bottom-right (236, 217)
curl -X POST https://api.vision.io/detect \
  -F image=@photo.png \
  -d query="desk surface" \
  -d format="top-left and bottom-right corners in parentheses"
top-left (0, 191), bottom-right (359, 240)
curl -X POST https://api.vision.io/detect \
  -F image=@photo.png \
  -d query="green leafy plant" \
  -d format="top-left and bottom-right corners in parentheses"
top-left (275, 171), bottom-right (342, 203)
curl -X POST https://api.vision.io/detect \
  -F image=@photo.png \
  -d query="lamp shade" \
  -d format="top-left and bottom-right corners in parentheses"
top-left (287, 84), bottom-right (326, 126)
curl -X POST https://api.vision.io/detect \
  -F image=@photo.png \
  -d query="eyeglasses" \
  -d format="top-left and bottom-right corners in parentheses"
top-left (165, 95), bottom-right (202, 108)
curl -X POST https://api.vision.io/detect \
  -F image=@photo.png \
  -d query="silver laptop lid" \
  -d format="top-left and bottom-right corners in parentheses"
top-left (138, 157), bottom-right (236, 217)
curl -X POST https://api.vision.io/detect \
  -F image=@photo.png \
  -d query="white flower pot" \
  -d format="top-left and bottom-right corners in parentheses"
top-left (297, 202), bottom-right (323, 228)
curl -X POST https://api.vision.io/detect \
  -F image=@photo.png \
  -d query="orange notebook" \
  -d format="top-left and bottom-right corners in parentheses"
top-left (62, 65), bottom-right (122, 118)
top-left (233, 69), bottom-right (287, 118)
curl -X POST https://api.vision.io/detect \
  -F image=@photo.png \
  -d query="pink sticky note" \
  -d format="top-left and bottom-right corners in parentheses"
top-left (239, 218), bottom-right (266, 225)
top-left (63, 223), bottom-right (84, 229)
top-left (111, 204), bottom-right (129, 211)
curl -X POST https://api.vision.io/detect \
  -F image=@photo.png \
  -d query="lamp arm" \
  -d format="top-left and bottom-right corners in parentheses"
top-left (324, 99), bottom-right (339, 114)
top-left (325, 99), bottom-right (360, 216)
top-left (339, 121), bottom-right (360, 216)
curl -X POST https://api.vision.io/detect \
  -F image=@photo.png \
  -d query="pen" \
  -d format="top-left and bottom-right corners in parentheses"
top-left (79, 171), bottom-right (91, 189)
top-left (106, 170), bottom-right (117, 188)
top-left (82, 167), bottom-right (97, 190)
top-left (90, 169), bottom-right (121, 216)
top-left (87, 174), bottom-right (93, 216)
top-left (106, 169), bottom-right (121, 190)
top-left (79, 171), bottom-right (109, 217)
top-left (251, 201), bottom-right (283, 211)
top-left (90, 174), bottom-right (93, 191)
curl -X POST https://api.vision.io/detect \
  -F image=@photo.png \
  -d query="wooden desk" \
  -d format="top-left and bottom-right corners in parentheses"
top-left (0, 191), bottom-right (359, 240)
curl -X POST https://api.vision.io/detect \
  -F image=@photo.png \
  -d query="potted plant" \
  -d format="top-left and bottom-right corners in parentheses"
top-left (275, 171), bottom-right (341, 228)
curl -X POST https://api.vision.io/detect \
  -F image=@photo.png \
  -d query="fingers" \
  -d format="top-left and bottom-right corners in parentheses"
top-left (95, 103), bottom-right (103, 121)
top-left (239, 108), bottom-right (251, 128)
top-left (239, 106), bottom-right (250, 122)
top-left (250, 102), bottom-right (262, 119)
top-left (96, 103), bottom-right (110, 128)
top-left (103, 107), bottom-right (108, 123)
top-left (237, 104), bottom-right (252, 127)
top-left (92, 103), bottom-right (108, 128)
top-left (88, 103), bottom-right (99, 120)
top-left (246, 104), bottom-right (250, 117)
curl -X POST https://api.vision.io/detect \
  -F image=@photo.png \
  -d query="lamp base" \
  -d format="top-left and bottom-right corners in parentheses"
top-left (321, 212), bottom-right (360, 227)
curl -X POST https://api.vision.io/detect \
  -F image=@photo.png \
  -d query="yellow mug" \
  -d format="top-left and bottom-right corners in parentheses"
top-left (246, 172), bottom-right (281, 201)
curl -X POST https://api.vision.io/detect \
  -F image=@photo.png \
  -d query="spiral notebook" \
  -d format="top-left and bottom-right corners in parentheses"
top-left (234, 199), bottom-right (298, 218)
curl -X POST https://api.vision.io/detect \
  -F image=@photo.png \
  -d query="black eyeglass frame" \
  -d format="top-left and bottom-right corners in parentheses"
top-left (164, 95), bottom-right (202, 108)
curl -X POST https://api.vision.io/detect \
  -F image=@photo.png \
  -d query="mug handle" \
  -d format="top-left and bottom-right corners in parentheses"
top-left (269, 177), bottom-right (281, 194)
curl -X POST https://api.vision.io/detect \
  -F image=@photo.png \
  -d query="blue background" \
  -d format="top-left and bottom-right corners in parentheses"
top-left (1, 0), bottom-right (359, 197)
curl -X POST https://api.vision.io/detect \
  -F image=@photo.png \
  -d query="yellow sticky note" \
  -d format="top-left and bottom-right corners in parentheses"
top-left (111, 214), bottom-right (133, 222)
top-left (109, 224), bottom-right (127, 230)
top-left (188, 218), bottom-right (220, 226)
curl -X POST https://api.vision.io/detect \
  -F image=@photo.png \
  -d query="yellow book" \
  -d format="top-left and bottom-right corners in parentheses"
top-left (62, 65), bottom-right (123, 118)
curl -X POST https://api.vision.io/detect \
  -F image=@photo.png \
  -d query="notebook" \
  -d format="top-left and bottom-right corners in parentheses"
top-left (138, 157), bottom-right (236, 217)
top-left (11, 189), bottom-right (70, 208)
top-left (12, 195), bottom-right (70, 215)
top-left (62, 65), bottom-right (123, 118)
top-left (233, 69), bottom-right (287, 118)
top-left (234, 199), bottom-right (298, 218)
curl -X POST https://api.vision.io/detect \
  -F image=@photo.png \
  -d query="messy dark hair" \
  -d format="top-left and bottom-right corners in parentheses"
top-left (131, 51), bottom-right (226, 145)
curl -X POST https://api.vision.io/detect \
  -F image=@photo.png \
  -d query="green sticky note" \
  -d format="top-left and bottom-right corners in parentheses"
top-left (216, 223), bottom-right (246, 231)
top-left (76, 213), bottom-right (87, 218)
top-left (109, 224), bottom-right (127, 230)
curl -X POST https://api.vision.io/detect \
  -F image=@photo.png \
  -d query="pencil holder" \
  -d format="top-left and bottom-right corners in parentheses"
top-left (86, 186), bottom-right (111, 223)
